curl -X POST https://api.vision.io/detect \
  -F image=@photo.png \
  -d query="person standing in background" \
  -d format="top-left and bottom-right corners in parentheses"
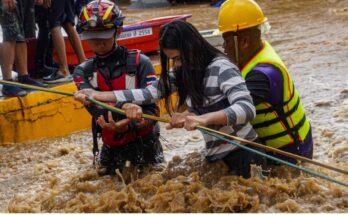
top-left (33, 0), bottom-right (58, 78)
top-left (0, 0), bottom-right (47, 97)
top-left (42, 0), bottom-right (87, 83)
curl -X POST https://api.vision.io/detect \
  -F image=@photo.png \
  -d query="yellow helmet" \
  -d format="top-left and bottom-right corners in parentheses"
top-left (218, 0), bottom-right (267, 33)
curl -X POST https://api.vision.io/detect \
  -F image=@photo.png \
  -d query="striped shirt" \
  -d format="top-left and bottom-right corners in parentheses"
top-left (114, 57), bottom-right (257, 161)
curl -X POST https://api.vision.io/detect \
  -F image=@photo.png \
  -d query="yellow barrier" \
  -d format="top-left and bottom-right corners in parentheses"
top-left (0, 83), bottom-right (91, 144)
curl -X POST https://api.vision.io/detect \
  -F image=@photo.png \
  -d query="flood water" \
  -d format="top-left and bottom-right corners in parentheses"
top-left (1, 0), bottom-right (348, 212)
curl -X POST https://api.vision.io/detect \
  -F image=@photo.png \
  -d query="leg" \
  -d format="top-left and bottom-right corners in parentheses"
top-left (46, 0), bottom-right (70, 76)
top-left (15, 42), bottom-right (28, 76)
top-left (34, 20), bottom-right (57, 78)
top-left (1, 41), bottom-right (16, 80)
top-left (14, 42), bottom-right (48, 87)
top-left (63, 0), bottom-right (86, 64)
top-left (45, 37), bottom-right (57, 68)
top-left (1, 41), bottom-right (28, 96)
top-left (35, 6), bottom-right (58, 70)
top-left (0, 5), bottom-right (19, 80)
top-left (0, 6), bottom-right (27, 96)
top-left (13, 0), bottom-right (47, 87)
top-left (42, 26), bottom-right (74, 83)
top-left (97, 144), bottom-right (118, 175)
top-left (64, 22), bottom-right (86, 64)
top-left (51, 26), bottom-right (70, 75)
top-left (35, 6), bottom-right (50, 69)
top-left (142, 133), bottom-right (164, 164)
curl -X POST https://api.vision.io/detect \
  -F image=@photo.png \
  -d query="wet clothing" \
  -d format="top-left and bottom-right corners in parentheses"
top-left (223, 144), bottom-right (267, 178)
top-left (112, 56), bottom-right (266, 176)
top-left (98, 133), bottom-right (163, 174)
top-left (73, 46), bottom-right (164, 172)
top-left (47, 0), bottom-right (75, 29)
top-left (267, 126), bottom-right (313, 164)
top-left (246, 64), bottom-right (314, 162)
top-left (242, 41), bottom-right (313, 163)
top-left (0, 0), bottom-right (36, 42)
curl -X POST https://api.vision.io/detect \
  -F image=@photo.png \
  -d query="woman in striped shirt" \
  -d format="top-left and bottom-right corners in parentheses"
top-left (74, 20), bottom-right (266, 178)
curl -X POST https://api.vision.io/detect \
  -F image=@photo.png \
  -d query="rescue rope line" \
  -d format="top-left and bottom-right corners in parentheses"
top-left (196, 125), bottom-right (348, 175)
top-left (2, 80), bottom-right (346, 175)
top-left (199, 128), bottom-right (348, 187)
top-left (1, 80), bottom-right (347, 187)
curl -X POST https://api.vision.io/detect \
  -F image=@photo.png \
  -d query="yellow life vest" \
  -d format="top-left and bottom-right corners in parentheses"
top-left (241, 41), bottom-right (310, 149)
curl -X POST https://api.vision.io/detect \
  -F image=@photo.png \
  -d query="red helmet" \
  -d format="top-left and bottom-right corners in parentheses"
top-left (77, 0), bottom-right (124, 32)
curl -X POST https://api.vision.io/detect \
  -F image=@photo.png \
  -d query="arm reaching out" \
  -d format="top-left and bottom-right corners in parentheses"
top-left (184, 110), bottom-right (227, 131)
top-left (74, 89), bottom-right (118, 103)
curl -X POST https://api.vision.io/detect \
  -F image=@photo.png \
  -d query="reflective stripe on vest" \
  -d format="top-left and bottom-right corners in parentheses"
top-left (241, 41), bottom-right (310, 149)
top-left (125, 74), bottom-right (136, 89)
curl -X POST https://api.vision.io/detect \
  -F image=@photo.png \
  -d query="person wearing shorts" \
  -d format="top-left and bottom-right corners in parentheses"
top-left (42, 0), bottom-right (87, 83)
top-left (0, 0), bottom-right (46, 96)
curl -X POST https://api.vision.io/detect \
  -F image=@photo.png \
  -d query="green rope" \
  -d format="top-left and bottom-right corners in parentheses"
top-left (1, 80), bottom-right (347, 187)
top-left (1, 82), bottom-right (74, 96)
top-left (198, 128), bottom-right (348, 187)
top-left (0, 81), bottom-right (125, 114)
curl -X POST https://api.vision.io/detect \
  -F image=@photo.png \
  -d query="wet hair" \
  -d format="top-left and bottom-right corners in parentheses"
top-left (158, 20), bottom-right (224, 113)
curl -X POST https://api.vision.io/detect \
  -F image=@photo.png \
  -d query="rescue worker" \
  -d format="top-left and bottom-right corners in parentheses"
top-left (218, 0), bottom-right (313, 163)
top-left (73, 0), bottom-right (164, 175)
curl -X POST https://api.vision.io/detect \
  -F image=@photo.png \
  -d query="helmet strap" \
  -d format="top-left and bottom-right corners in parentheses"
top-left (233, 34), bottom-right (239, 67)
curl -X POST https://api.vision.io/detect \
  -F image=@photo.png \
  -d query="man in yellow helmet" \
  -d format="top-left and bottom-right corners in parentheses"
top-left (218, 0), bottom-right (313, 163)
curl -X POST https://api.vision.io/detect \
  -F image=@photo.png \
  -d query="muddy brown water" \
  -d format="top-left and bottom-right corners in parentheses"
top-left (1, 0), bottom-right (348, 212)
